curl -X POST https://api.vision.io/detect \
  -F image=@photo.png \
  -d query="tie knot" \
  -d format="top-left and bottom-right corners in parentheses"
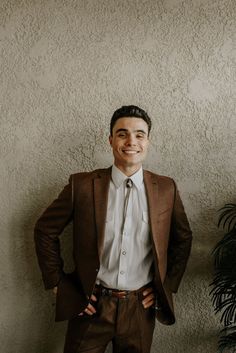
top-left (126, 179), bottom-right (133, 188)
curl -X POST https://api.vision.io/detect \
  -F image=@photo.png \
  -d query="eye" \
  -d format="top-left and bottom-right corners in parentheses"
top-left (118, 133), bottom-right (126, 138)
top-left (136, 134), bottom-right (144, 139)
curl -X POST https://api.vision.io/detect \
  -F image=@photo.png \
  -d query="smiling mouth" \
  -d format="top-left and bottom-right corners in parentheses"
top-left (122, 150), bottom-right (139, 154)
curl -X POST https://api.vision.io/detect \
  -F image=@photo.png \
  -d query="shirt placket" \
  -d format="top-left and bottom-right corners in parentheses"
top-left (117, 183), bottom-right (132, 288)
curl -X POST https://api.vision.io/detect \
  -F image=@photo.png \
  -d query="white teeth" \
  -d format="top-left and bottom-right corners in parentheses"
top-left (123, 151), bottom-right (138, 154)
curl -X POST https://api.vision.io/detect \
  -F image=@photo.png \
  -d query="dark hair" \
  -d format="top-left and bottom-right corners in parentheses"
top-left (110, 105), bottom-right (152, 136)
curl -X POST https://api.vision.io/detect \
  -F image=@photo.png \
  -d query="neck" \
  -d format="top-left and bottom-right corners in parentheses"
top-left (114, 163), bottom-right (142, 177)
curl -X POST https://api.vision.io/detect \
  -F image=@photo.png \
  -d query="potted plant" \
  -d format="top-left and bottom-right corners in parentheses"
top-left (210, 203), bottom-right (236, 352)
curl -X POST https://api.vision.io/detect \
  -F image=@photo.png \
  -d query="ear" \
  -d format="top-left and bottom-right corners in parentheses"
top-left (109, 135), bottom-right (113, 146)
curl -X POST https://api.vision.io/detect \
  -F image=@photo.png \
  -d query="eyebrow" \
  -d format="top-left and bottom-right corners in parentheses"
top-left (115, 128), bottom-right (147, 135)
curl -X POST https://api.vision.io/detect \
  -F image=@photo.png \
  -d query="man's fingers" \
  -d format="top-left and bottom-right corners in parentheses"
top-left (84, 303), bottom-right (96, 315)
top-left (88, 303), bottom-right (96, 313)
top-left (90, 294), bottom-right (97, 302)
top-left (143, 294), bottom-right (155, 302)
top-left (142, 287), bottom-right (153, 296)
top-left (84, 308), bottom-right (93, 315)
top-left (142, 288), bottom-right (155, 308)
top-left (52, 286), bottom-right (58, 295)
top-left (143, 299), bottom-right (155, 309)
top-left (142, 297), bottom-right (155, 306)
top-left (81, 293), bottom-right (98, 316)
top-left (142, 295), bottom-right (155, 308)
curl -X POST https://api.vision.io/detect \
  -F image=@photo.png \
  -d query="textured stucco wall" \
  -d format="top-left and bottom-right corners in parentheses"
top-left (1, 0), bottom-right (236, 352)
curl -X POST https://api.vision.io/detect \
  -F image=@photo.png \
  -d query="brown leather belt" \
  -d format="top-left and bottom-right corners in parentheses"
top-left (94, 283), bottom-right (152, 299)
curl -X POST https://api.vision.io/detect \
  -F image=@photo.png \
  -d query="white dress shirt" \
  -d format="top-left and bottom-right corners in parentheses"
top-left (96, 165), bottom-right (153, 290)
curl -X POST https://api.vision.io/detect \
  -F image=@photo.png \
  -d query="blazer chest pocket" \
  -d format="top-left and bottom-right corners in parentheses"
top-left (104, 210), bottom-right (114, 242)
top-left (140, 211), bottom-right (150, 244)
top-left (105, 210), bottom-right (114, 223)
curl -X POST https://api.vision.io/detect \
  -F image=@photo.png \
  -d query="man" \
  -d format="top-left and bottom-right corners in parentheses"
top-left (35, 105), bottom-right (192, 353)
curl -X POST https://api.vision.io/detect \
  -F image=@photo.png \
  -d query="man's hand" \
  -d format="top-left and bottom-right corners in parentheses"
top-left (142, 287), bottom-right (155, 309)
top-left (52, 287), bottom-right (97, 316)
top-left (52, 286), bottom-right (58, 295)
top-left (78, 294), bottom-right (97, 316)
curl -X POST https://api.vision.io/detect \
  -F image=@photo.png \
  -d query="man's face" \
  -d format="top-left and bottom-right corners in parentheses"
top-left (109, 117), bottom-right (150, 175)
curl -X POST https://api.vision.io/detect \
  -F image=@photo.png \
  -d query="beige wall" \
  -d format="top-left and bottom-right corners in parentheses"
top-left (1, 0), bottom-right (235, 352)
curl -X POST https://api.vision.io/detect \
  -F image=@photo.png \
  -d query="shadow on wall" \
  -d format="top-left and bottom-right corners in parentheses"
top-left (8, 184), bottom-right (76, 351)
top-left (7, 194), bottom-right (68, 352)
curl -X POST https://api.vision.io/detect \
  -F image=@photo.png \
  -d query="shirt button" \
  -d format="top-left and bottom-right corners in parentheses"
top-left (122, 251), bottom-right (126, 255)
top-left (120, 271), bottom-right (125, 275)
top-left (123, 231), bottom-right (127, 236)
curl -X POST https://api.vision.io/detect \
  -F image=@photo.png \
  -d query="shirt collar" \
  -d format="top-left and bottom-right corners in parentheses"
top-left (111, 165), bottom-right (144, 190)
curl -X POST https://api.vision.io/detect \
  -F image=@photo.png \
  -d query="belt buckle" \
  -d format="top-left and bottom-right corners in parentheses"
top-left (101, 288), bottom-right (108, 296)
top-left (101, 288), bottom-right (113, 297)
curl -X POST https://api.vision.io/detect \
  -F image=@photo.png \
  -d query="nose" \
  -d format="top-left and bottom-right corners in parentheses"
top-left (125, 134), bottom-right (136, 146)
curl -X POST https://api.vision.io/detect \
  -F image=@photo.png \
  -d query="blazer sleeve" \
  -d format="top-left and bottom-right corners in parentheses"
top-left (165, 181), bottom-right (192, 293)
top-left (34, 176), bottom-right (74, 289)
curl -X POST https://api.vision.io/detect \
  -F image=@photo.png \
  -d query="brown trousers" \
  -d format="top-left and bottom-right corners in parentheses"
top-left (63, 290), bottom-right (155, 353)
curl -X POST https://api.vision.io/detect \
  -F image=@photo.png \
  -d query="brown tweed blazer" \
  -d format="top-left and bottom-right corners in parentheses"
top-left (34, 167), bottom-right (192, 325)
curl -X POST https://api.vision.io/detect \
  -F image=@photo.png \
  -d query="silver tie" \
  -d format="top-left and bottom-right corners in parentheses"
top-left (121, 178), bottom-right (133, 234)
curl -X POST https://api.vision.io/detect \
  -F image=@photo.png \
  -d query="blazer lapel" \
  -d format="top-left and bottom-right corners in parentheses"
top-left (143, 171), bottom-right (161, 256)
top-left (94, 168), bottom-right (111, 261)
